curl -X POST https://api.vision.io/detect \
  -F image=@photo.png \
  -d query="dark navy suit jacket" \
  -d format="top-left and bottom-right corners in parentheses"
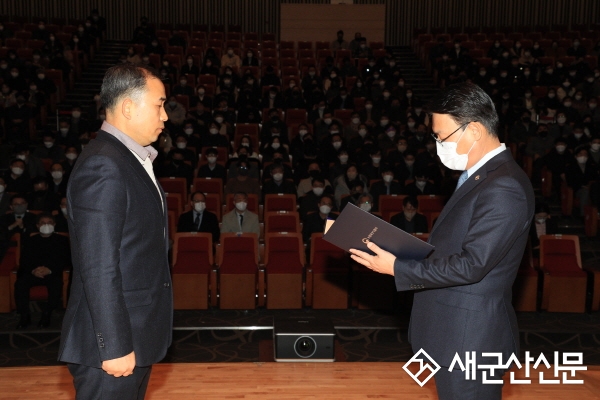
top-left (394, 149), bottom-right (534, 367)
top-left (58, 130), bottom-right (173, 368)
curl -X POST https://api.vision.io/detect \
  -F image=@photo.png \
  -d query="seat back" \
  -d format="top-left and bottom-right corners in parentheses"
top-left (172, 232), bottom-right (213, 274)
top-left (310, 233), bottom-right (349, 273)
top-left (165, 193), bottom-right (183, 218)
top-left (378, 194), bottom-right (407, 222)
top-left (264, 211), bottom-right (300, 233)
top-left (193, 177), bottom-right (223, 197)
top-left (264, 232), bottom-right (305, 273)
top-left (539, 234), bottom-right (582, 273)
top-left (264, 194), bottom-right (296, 213)
top-left (158, 177), bottom-right (188, 204)
top-left (417, 195), bottom-right (447, 224)
top-left (218, 233), bottom-right (259, 273)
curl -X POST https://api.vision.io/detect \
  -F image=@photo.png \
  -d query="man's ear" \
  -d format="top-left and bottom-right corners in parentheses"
top-left (121, 98), bottom-right (133, 120)
top-left (470, 121), bottom-right (484, 141)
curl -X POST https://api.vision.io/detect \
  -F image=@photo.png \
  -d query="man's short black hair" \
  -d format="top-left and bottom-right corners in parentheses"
top-left (10, 194), bottom-right (27, 204)
top-left (426, 82), bottom-right (499, 138)
top-left (403, 195), bottom-right (418, 209)
top-left (100, 63), bottom-right (161, 112)
top-left (37, 213), bottom-right (55, 224)
top-left (190, 191), bottom-right (206, 201)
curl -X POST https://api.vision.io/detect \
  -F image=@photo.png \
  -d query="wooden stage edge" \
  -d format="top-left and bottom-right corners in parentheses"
top-left (1, 363), bottom-right (599, 399)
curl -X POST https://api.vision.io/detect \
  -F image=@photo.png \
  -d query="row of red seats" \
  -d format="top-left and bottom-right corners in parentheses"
top-left (514, 234), bottom-right (600, 313)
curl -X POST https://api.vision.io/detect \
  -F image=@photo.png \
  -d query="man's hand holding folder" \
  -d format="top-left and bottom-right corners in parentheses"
top-left (350, 242), bottom-right (397, 276)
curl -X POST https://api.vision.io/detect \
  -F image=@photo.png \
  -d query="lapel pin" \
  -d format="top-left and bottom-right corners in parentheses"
top-left (475, 175), bottom-right (480, 180)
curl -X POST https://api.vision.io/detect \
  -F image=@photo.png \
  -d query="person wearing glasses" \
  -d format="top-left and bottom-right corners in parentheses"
top-left (350, 82), bottom-right (534, 400)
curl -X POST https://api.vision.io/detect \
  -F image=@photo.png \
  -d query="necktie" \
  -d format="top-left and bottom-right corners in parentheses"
top-left (194, 213), bottom-right (200, 231)
top-left (239, 214), bottom-right (244, 229)
top-left (456, 171), bottom-right (469, 191)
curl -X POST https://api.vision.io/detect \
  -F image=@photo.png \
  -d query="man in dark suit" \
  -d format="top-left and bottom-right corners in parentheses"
top-left (369, 165), bottom-right (403, 211)
top-left (390, 195), bottom-right (428, 234)
top-left (0, 194), bottom-right (38, 244)
top-left (261, 163), bottom-right (297, 201)
top-left (58, 64), bottom-right (172, 400)
top-left (14, 214), bottom-right (70, 328)
top-left (351, 82), bottom-right (534, 400)
top-left (0, 177), bottom-right (11, 216)
top-left (177, 191), bottom-right (220, 243)
top-left (302, 195), bottom-right (337, 246)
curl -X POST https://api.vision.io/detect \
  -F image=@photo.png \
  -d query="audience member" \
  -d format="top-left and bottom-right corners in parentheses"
top-left (176, 192), bottom-right (220, 243)
top-left (14, 214), bottom-right (70, 329)
top-left (390, 196), bottom-right (429, 234)
top-left (220, 192), bottom-right (260, 236)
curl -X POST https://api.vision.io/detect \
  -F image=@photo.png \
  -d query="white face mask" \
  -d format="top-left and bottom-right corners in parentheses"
top-left (39, 224), bottom-right (54, 235)
top-left (591, 143), bottom-right (600, 152)
top-left (372, 157), bottom-right (381, 164)
top-left (358, 129), bottom-right (367, 137)
top-left (555, 145), bottom-right (566, 154)
top-left (176, 142), bottom-right (187, 149)
top-left (72, 111), bottom-right (81, 118)
top-left (435, 125), bottom-right (474, 171)
top-left (194, 201), bottom-right (206, 213)
top-left (44, 141), bottom-right (54, 148)
top-left (66, 153), bottom-right (78, 160)
top-left (313, 187), bottom-right (324, 196)
top-left (383, 174), bottom-right (393, 183)
top-left (184, 128), bottom-right (194, 135)
top-left (332, 142), bottom-right (341, 150)
top-left (51, 171), bottom-right (63, 180)
top-left (574, 133), bottom-right (583, 139)
top-left (273, 173), bottom-right (283, 181)
top-left (210, 128), bottom-right (219, 135)
top-left (11, 167), bottom-right (24, 176)
top-left (351, 118), bottom-right (360, 125)
top-left (16, 154), bottom-right (26, 161)
top-left (61, 207), bottom-right (67, 216)
top-left (577, 156), bottom-right (588, 164)
top-left (319, 205), bottom-right (331, 214)
top-left (207, 156), bottom-right (217, 164)
top-left (235, 201), bottom-right (247, 212)
top-left (0, 185), bottom-right (4, 193)
top-left (416, 180), bottom-right (427, 189)
top-left (360, 203), bottom-right (372, 212)
top-left (339, 155), bottom-right (349, 163)
top-left (299, 129), bottom-right (308, 136)
top-left (407, 122), bottom-right (415, 129)
top-left (271, 142), bottom-right (280, 149)
top-left (215, 117), bottom-right (224, 124)
top-left (386, 131), bottom-right (396, 138)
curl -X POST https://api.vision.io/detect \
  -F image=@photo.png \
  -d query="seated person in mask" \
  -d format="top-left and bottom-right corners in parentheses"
top-left (261, 163), bottom-right (297, 201)
top-left (390, 195), bottom-right (429, 234)
top-left (297, 162), bottom-right (332, 198)
top-left (4, 159), bottom-right (33, 194)
top-left (355, 193), bottom-right (379, 216)
top-left (0, 195), bottom-right (38, 260)
top-left (28, 177), bottom-right (60, 212)
top-left (14, 213), bottom-right (70, 329)
top-left (298, 177), bottom-right (335, 220)
top-left (340, 181), bottom-right (365, 212)
top-left (220, 192), bottom-right (260, 236)
top-left (197, 147), bottom-right (227, 182)
top-left (333, 164), bottom-right (369, 209)
top-left (528, 202), bottom-right (559, 258)
top-left (302, 195), bottom-right (337, 248)
top-left (176, 192), bottom-right (220, 243)
top-left (369, 165), bottom-right (404, 211)
top-left (156, 149), bottom-right (194, 186)
top-left (224, 161), bottom-right (260, 197)
top-left (405, 169), bottom-right (437, 197)
top-left (49, 163), bottom-right (68, 197)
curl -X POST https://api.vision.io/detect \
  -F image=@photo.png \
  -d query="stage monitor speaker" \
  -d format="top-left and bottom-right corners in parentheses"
top-left (273, 316), bottom-right (335, 362)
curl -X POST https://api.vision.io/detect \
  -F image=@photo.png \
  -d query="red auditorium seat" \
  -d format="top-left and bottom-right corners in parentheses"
top-left (539, 235), bottom-right (587, 313)
top-left (264, 211), bottom-right (300, 234)
top-left (217, 233), bottom-right (259, 309)
top-left (171, 233), bottom-right (216, 309)
top-left (512, 239), bottom-right (539, 312)
top-left (264, 194), bottom-right (296, 213)
top-left (306, 233), bottom-right (350, 309)
top-left (263, 232), bottom-right (305, 309)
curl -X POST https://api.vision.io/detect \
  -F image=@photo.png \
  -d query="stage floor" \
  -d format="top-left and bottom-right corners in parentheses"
top-left (1, 363), bottom-right (599, 399)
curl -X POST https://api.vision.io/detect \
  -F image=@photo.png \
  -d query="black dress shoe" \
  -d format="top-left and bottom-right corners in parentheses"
top-left (38, 311), bottom-right (52, 328)
top-left (16, 314), bottom-right (31, 329)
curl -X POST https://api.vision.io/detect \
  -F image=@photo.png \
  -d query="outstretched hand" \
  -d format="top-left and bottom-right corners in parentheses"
top-left (350, 241), bottom-right (396, 276)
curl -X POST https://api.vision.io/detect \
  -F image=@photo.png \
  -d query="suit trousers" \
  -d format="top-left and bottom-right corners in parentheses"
top-left (68, 363), bottom-right (152, 400)
top-left (14, 274), bottom-right (63, 315)
top-left (434, 367), bottom-right (505, 400)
